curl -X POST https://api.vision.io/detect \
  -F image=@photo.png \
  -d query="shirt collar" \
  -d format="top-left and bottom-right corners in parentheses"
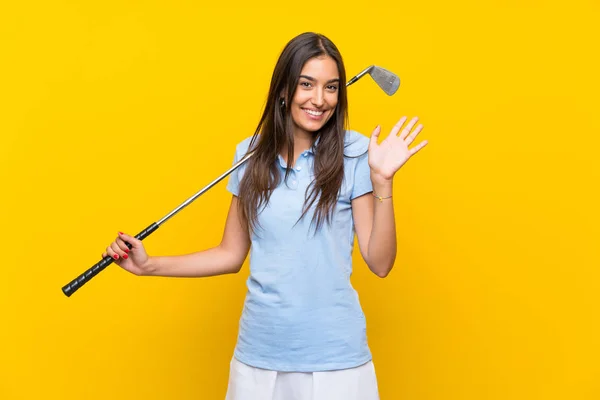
top-left (276, 135), bottom-right (319, 169)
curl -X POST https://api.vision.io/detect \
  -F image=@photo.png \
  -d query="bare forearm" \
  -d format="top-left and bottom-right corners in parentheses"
top-left (144, 245), bottom-right (244, 277)
top-left (367, 178), bottom-right (397, 277)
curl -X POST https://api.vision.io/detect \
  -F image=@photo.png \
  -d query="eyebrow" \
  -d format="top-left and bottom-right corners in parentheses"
top-left (299, 75), bottom-right (340, 84)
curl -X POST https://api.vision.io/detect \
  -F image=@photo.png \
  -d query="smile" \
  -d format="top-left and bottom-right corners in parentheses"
top-left (302, 108), bottom-right (325, 117)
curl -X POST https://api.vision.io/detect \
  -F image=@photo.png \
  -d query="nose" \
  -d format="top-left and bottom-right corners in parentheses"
top-left (311, 87), bottom-right (325, 108)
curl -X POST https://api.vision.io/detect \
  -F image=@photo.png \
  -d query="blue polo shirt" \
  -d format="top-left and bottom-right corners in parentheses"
top-left (226, 130), bottom-right (373, 372)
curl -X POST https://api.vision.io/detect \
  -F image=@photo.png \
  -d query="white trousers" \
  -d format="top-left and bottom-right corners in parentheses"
top-left (225, 357), bottom-right (380, 400)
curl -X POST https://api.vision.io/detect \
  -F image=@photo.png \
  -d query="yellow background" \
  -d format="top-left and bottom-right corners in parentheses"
top-left (1, 1), bottom-right (598, 399)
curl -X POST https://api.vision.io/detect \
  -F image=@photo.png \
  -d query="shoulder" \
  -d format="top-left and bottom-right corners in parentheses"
top-left (235, 135), bottom-right (255, 152)
top-left (343, 130), bottom-right (370, 157)
top-left (233, 135), bottom-right (257, 159)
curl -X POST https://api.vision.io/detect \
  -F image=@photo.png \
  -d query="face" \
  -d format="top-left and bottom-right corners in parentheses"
top-left (289, 56), bottom-right (340, 137)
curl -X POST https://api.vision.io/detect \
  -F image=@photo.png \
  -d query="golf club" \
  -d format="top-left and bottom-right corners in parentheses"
top-left (346, 65), bottom-right (400, 96)
top-left (62, 65), bottom-right (401, 297)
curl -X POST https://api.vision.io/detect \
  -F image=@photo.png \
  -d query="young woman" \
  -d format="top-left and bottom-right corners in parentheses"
top-left (103, 32), bottom-right (427, 400)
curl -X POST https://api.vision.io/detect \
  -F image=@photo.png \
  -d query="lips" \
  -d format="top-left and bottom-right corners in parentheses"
top-left (302, 108), bottom-right (327, 120)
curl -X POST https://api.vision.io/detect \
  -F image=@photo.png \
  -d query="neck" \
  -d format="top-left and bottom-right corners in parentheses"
top-left (280, 129), bottom-right (315, 164)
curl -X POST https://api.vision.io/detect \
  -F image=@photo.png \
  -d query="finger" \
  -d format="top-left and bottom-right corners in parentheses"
top-left (409, 140), bottom-right (429, 156)
top-left (405, 124), bottom-right (423, 146)
top-left (389, 116), bottom-right (408, 137)
top-left (369, 125), bottom-right (381, 148)
top-left (115, 237), bottom-right (131, 253)
top-left (117, 232), bottom-right (141, 250)
top-left (106, 246), bottom-right (121, 262)
top-left (399, 117), bottom-right (419, 140)
top-left (110, 242), bottom-right (128, 260)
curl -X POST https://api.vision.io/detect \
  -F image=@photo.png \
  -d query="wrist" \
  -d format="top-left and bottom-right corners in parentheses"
top-left (141, 256), bottom-right (158, 276)
top-left (371, 174), bottom-right (393, 197)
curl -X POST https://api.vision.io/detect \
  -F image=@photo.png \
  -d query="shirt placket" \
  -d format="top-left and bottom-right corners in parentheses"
top-left (278, 151), bottom-right (311, 191)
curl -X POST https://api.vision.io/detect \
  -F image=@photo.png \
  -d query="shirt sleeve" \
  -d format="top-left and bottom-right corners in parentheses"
top-left (350, 150), bottom-right (373, 200)
top-left (226, 145), bottom-right (241, 197)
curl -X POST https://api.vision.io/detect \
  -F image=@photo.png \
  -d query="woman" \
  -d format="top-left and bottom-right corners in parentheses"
top-left (103, 32), bottom-right (427, 399)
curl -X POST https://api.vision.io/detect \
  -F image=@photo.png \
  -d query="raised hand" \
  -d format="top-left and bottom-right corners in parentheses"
top-left (368, 116), bottom-right (428, 182)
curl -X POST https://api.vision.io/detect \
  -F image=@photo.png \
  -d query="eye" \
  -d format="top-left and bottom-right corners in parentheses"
top-left (326, 85), bottom-right (339, 91)
top-left (299, 81), bottom-right (312, 88)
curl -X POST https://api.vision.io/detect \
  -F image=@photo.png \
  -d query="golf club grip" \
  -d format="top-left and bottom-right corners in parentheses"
top-left (61, 222), bottom-right (159, 297)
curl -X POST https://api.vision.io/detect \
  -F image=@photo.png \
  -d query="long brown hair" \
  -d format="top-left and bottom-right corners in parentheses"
top-left (238, 32), bottom-right (349, 234)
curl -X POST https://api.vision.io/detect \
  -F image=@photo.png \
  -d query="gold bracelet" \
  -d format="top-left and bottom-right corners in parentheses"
top-left (373, 192), bottom-right (392, 202)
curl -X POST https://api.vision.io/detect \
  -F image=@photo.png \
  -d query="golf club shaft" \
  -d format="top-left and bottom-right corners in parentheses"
top-left (346, 66), bottom-right (373, 87)
top-left (61, 67), bottom-right (395, 297)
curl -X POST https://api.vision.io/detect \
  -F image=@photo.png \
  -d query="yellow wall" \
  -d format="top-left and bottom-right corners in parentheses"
top-left (1, 1), bottom-right (598, 399)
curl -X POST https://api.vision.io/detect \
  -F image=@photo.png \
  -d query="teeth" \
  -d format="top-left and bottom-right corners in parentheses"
top-left (303, 109), bottom-right (324, 116)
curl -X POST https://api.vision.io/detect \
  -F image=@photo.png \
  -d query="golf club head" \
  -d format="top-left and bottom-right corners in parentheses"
top-left (369, 66), bottom-right (400, 96)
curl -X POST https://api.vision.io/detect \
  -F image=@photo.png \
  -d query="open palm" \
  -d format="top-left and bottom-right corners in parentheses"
top-left (368, 116), bottom-right (428, 181)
